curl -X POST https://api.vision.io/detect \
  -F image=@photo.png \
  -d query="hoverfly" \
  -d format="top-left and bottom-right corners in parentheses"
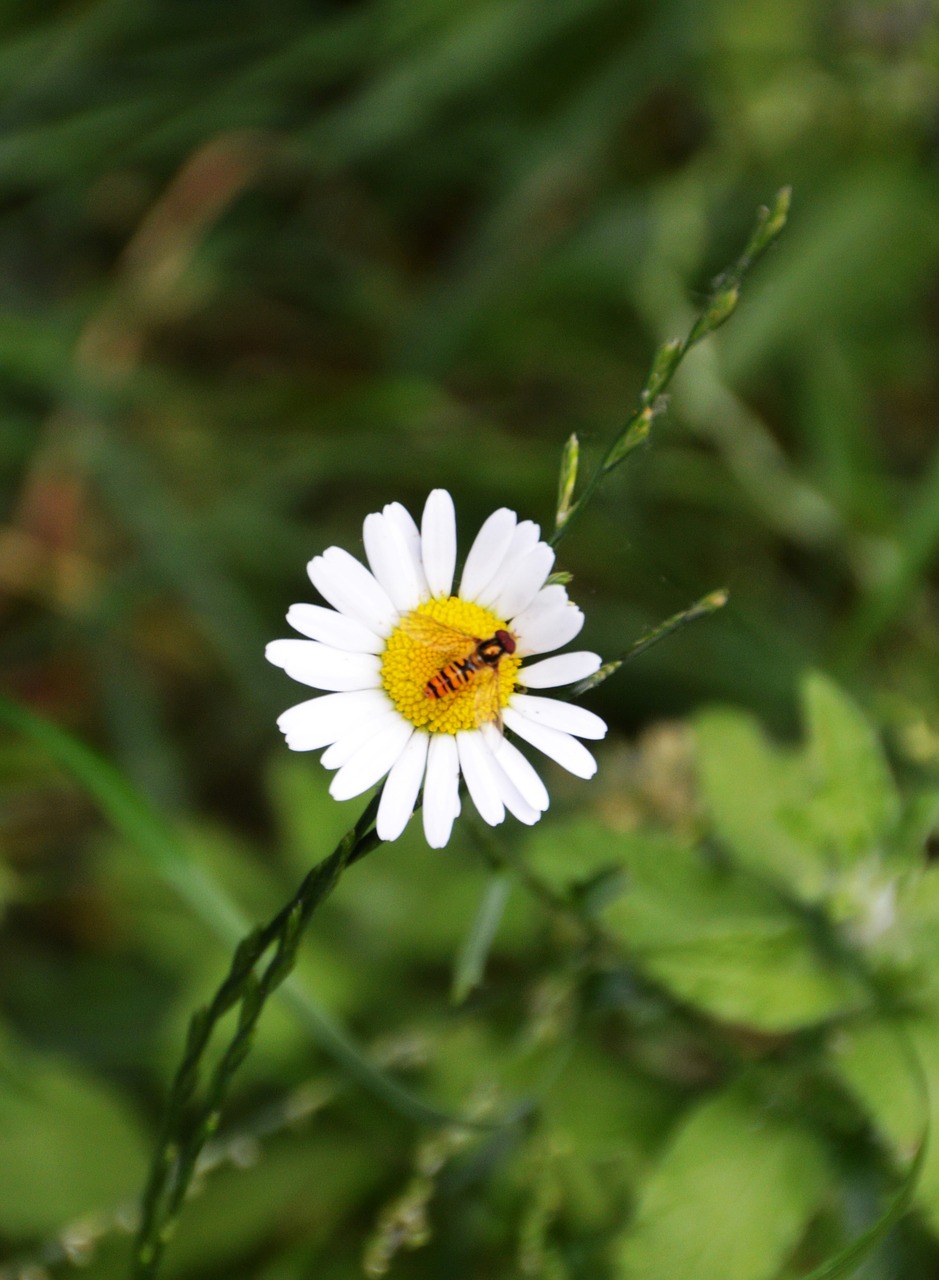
top-left (401, 614), bottom-right (517, 730)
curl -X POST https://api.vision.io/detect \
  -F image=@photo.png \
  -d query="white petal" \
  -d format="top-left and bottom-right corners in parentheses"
top-left (514, 604), bottom-right (584, 656)
top-left (307, 547), bottom-right (398, 636)
top-left (276, 690), bottom-right (389, 751)
top-left (475, 520), bottom-right (541, 610)
top-left (491, 736), bottom-right (549, 812)
top-left (422, 733), bottom-right (461, 848)
top-left (383, 502), bottom-right (430, 599)
top-left (265, 639), bottom-right (382, 692)
top-left (457, 731), bottom-right (505, 827)
top-left (510, 693), bottom-right (607, 740)
top-left (329, 718), bottom-right (414, 802)
top-left (286, 603), bottom-right (383, 653)
top-left (459, 508), bottom-right (517, 601)
top-left (363, 512), bottom-right (424, 614)
top-left (503, 707), bottom-right (597, 779)
top-left (507, 584), bottom-right (569, 638)
top-left (321, 707), bottom-right (401, 768)
top-left (376, 731), bottom-right (429, 841)
top-left (490, 760), bottom-right (541, 826)
top-left (504, 520), bottom-right (541, 562)
top-left (421, 489), bottom-right (457, 598)
top-left (487, 544), bottom-right (555, 620)
top-left (517, 651), bottom-right (601, 688)
top-left (514, 583), bottom-right (569, 619)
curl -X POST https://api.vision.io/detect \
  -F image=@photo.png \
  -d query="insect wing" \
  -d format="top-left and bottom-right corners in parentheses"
top-left (400, 613), bottom-right (477, 664)
top-left (472, 664), bottom-right (504, 735)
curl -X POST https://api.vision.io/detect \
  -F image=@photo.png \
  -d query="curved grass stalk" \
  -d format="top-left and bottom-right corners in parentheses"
top-left (132, 796), bottom-right (382, 1279)
top-left (551, 188), bottom-right (791, 546)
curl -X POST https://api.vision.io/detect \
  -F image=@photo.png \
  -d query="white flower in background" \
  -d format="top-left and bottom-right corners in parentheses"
top-left (266, 490), bottom-right (607, 848)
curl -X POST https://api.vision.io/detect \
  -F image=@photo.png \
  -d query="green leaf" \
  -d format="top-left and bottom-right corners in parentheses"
top-left (541, 1044), bottom-right (681, 1173)
top-left (617, 1084), bottom-right (828, 1280)
top-left (695, 708), bottom-right (821, 893)
top-left (890, 867), bottom-right (939, 1004)
top-left (522, 817), bottom-right (626, 892)
top-left (802, 673), bottom-right (899, 865)
top-left (832, 1013), bottom-right (937, 1231)
top-left (697, 676), bottom-right (902, 895)
top-left (889, 789), bottom-right (939, 866)
top-left (603, 837), bottom-right (862, 1031)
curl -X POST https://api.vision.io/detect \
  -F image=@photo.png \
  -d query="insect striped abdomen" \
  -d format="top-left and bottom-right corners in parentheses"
top-left (425, 652), bottom-right (484, 700)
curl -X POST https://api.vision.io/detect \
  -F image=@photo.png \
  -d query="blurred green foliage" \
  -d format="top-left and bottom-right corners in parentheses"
top-left (3, 0), bottom-right (939, 1277)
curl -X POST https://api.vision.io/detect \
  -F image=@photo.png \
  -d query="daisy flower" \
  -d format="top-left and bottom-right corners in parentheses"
top-left (266, 490), bottom-right (607, 849)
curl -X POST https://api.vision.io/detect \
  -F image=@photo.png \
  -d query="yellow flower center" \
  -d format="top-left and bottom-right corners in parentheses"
top-left (381, 597), bottom-right (522, 734)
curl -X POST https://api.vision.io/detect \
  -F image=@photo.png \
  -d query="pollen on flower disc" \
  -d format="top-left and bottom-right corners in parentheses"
top-left (381, 597), bottom-right (522, 734)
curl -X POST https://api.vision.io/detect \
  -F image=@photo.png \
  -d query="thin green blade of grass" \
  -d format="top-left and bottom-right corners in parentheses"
top-left (451, 871), bottom-right (512, 1005)
top-left (801, 1124), bottom-right (927, 1280)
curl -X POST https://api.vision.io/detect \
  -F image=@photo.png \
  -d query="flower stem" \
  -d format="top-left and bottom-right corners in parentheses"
top-left (131, 793), bottom-right (382, 1280)
top-left (551, 187), bottom-right (791, 547)
top-left (570, 588), bottom-right (729, 696)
